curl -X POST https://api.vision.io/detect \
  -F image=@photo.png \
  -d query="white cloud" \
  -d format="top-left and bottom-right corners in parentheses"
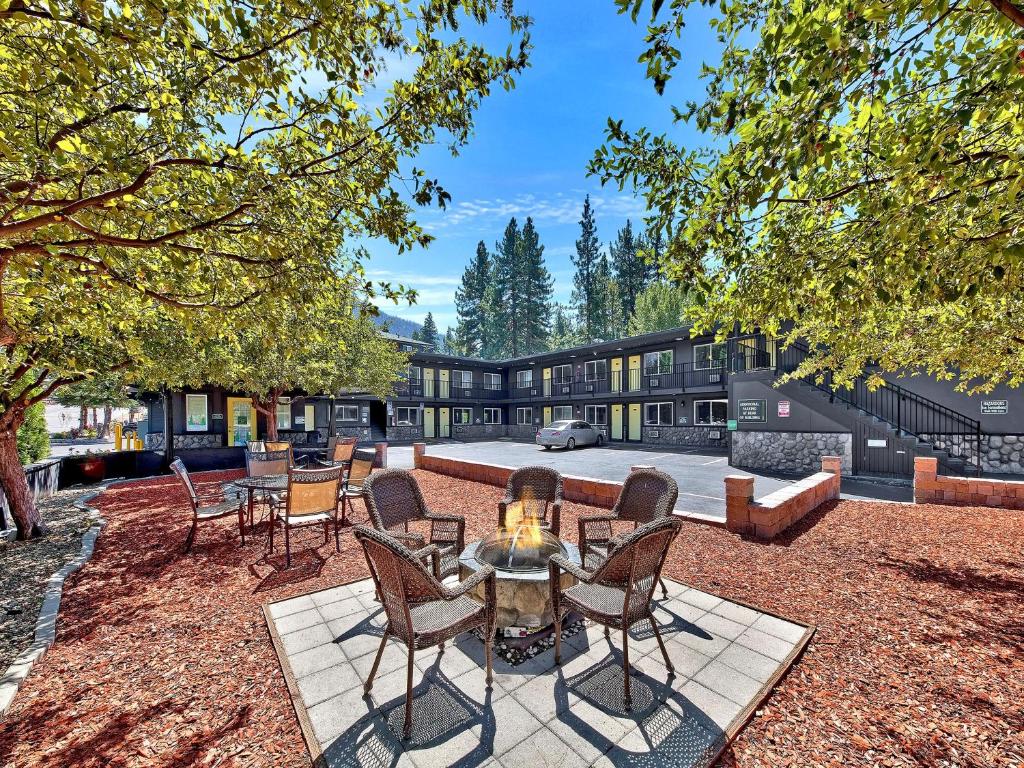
top-left (421, 191), bottom-right (648, 231)
top-left (365, 269), bottom-right (460, 287)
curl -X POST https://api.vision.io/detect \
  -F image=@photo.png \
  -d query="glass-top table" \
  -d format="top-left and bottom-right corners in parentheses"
top-left (232, 474), bottom-right (288, 527)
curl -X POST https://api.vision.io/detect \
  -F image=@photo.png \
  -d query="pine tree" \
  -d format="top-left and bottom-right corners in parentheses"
top-left (547, 303), bottom-right (583, 351)
top-left (571, 195), bottom-right (602, 342)
top-left (491, 218), bottom-right (524, 357)
top-left (593, 251), bottom-right (617, 341)
top-left (610, 219), bottom-right (651, 326)
top-left (418, 312), bottom-right (439, 351)
top-left (454, 241), bottom-right (492, 356)
top-left (519, 217), bottom-right (554, 354)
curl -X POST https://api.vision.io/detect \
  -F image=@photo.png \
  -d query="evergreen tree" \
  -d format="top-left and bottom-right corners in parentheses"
top-left (593, 252), bottom-right (617, 341)
top-left (454, 241), bottom-right (492, 356)
top-left (491, 218), bottom-right (524, 357)
top-left (418, 312), bottom-right (440, 351)
top-left (519, 217), bottom-right (554, 354)
top-left (610, 220), bottom-right (652, 326)
top-left (547, 304), bottom-right (583, 351)
top-left (627, 282), bottom-right (692, 335)
top-left (571, 195), bottom-right (602, 341)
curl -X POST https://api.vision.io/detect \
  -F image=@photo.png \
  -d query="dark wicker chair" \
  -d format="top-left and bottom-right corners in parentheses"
top-left (363, 469), bottom-right (466, 580)
top-left (497, 465), bottom-right (563, 536)
top-left (550, 516), bottom-right (682, 709)
top-left (355, 525), bottom-right (497, 740)
top-left (269, 465), bottom-right (343, 567)
top-left (578, 467), bottom-right (679, 598)
top-left (339, 449), bottom-right (375, 525)
top-left (171, 458), bottom-right (245, 552)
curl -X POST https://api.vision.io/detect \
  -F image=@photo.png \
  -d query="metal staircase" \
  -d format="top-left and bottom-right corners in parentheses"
top-left (770, 342), bottom-right (982, 476)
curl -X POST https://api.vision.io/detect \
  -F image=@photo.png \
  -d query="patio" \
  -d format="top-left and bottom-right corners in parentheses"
top-left (0, 469), bottom-right (1021, 767)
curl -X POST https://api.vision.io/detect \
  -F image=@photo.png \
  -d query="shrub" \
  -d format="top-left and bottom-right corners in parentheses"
top-left (17, 402), bottom-right (50, 465)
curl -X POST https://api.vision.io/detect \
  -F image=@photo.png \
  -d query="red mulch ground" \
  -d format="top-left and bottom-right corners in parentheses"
top-left (0, 470), bottom-right (1021, 768)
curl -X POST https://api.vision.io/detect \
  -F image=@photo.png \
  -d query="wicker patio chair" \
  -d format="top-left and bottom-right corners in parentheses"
top-left (355, 525), bottom-right (497, 740)
top-left (497, 465), bottom-right (563, 536)
top-left (246, 440), bottom-right (266, 452)
top-left (363, 469), bottom-right (466, 580)
top-left (550, 516), bottom-right (682, 710)
top-left (171, 458), bottom-right (245, 552)
top-left (269, 465), bottom-right (343, 567)
top-left (339, 449), bottom-right (375, 525)
top-left (578, 467), bottom-right (679, 599)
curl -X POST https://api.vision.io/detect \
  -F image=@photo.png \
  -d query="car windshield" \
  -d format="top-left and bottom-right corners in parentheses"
top-left (547, 421), bottom-right (572, 429)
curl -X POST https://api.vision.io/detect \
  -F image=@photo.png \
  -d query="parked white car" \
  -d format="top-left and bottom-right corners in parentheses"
top-left (535, 420), bottom-right (603, 450)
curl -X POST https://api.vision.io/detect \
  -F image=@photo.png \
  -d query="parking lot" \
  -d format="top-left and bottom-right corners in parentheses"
top-left (389, 439), bottom-right (911, 521)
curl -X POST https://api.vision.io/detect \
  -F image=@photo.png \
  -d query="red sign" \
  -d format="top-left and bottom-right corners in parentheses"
top-left (778, 400), bottom-right (791, 418)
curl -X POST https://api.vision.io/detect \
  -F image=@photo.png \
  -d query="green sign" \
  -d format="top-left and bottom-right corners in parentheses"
top-left (737, 399), bottom-right (767, 423)
top-left (727, 419), bottom-right (738, 431)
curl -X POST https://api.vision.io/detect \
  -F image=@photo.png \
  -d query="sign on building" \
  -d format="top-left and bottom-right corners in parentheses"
top-left (777, 400), bottom-right (791, 418)
top-left (981, 400), bottom-right (1009, 415)
top-left (737, 399), bottom-right (767, 423)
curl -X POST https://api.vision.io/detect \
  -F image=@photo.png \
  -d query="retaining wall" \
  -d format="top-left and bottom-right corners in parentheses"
top-left (913, 456), bottom-right (1024, 509)
top-left (731, 431), bottom-right (853, 475)
top-left (725, 456), bottom-right (842, 539)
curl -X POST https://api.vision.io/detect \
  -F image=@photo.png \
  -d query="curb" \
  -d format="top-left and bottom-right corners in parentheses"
top-left (0, 485), bottom-right (110, 720)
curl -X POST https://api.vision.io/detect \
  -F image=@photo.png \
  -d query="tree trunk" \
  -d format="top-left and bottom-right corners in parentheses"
top-left (79, 405), bottom-right (87, 430)
top-left (100, 406), bottom-right (112, 439)
top-left (0, 430), bottom-right (42, 539)
top-left (91, 407), bottom-right (98, 430)
top-left (252, 392), bottom-right (280, 441)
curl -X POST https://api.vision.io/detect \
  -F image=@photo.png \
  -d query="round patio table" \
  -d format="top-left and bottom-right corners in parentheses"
top-left (232, 474), bottom-right (288, 530)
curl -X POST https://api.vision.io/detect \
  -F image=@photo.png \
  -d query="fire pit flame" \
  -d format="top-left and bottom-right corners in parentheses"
top-left (475, 495), bottom-right (565, 573)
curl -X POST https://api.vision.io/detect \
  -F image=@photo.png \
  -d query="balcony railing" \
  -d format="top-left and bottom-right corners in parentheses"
top-left (393, 378), bottom-right (506, 400)
top-left (505, 362), bottom-right (729, 399)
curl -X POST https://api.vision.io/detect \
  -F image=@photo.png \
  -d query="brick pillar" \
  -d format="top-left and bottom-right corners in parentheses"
top-left (630, 464), bottom-right (655, 473)
top-left (413, 442), bottom-right (426, 469)
top-left (374, 442), bottom-right (388, 469)
top-left (821, 455), bottom-right (842, 497)
top-left (914, 456), bottom-right (938, 503)
top-left (724, 475), bottom-right (755, 534)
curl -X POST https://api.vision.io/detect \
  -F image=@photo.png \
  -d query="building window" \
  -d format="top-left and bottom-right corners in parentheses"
top-left (552, 405), bottom-right (573, 422)
top-left (395, 407), bottom-right (420, 426)
top-left (516, 370), bottom-right (533, 389)
top-left (484, 372), bottom-right (502, 390)
top-left (644, 402), bottom-right (673, 426)
top-left (694, 342), bottom-right (728, 370)
top-left (695, 399), bottom-right (728, 425)
top-left (643, 350), bottom-right (673, 375)
top-left (453, 408), bottom-right (473, 425)
top-left (407, 365), bottom-right (421, 382)
top-left (484, 407), bottom-right (501, 425)
top-left (276, 397), bottom-right (291, 430)
top-left (452, 370), bottom-right (472, 389)
top-left (516, 407), bottom-right (533, 425)
top-left (336, 404), bottom-right (359, 422)
top-left (185, 394), bottom-right (208, 432)
top-left (552, 364), bottom-right (572, 384)
top-left (584, 405), bottom-right (607, 425)
top-left (584, 360), bottom-right (606, 381)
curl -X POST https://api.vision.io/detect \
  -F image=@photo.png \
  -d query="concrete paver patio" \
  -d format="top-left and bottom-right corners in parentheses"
top-left (265, 578), bottom-right (811, 767)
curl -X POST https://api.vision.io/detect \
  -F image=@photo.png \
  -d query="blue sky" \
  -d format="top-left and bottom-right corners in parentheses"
top-left (363, 3), bottom-right (718, 331)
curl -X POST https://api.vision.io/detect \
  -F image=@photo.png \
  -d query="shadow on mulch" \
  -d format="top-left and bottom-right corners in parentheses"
top-left (737, 499), bottom-right (840, 547)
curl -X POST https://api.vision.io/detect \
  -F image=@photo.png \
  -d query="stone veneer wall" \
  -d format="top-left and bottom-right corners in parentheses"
top-left (387, 425), bottom-right (424, 442)
top-left (642, 426), bottom-right (728, 450)
top-left (920, 433), bottom-right (1024, 475)
top-left (334, 426), bottom-right (372, 440)
top-left (450, 424), bottom-right (507, 440)
top-left (731, 431), bottom-right (853, 475)
top-left (913, 456), bottom-right (1024, 508)
top-left (726, 457), bottom-right (842, 539)
top-left (505, 425), bottom-right (537, 440)
top-left (144, 433), bottom-right (223, 450)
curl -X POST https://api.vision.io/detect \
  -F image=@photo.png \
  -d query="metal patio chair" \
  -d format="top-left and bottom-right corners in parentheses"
top-left (317, 437), bottom-right (357, 470)
top-left (268, 465), bottom-right (343, 567)
top-left (171, 458), bottom-right (245, 553)
top-left (578, 467), bottom-right (679, 599)
top-left (550, 516), bottom-right (682, 709)
top-left (243, 448), bottom-right (291, 524)
top-left (497, 465), bottom-right (563, 536)
top-left (339, 449), bottom-right (375, 525)
top-left (264, 439), bottom-right (308, 467)
top-left (355, 525), bottom-right (497, 740)
top-left (363, 468), bottom-right (466, 580)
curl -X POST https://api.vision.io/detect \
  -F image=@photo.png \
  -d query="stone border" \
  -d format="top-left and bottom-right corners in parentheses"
top-left (724, 457), bottom-right (842, 539)
top-left (0, 485), bottom-right (111, 719)
top-left (913, 456), bottom-right (1024, 508)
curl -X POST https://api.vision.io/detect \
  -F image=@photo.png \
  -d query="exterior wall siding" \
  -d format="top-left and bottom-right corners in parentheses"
top-left (641, 425), bottom-right (728, 450)
top-left (731, 430), bottom-right (853, 475)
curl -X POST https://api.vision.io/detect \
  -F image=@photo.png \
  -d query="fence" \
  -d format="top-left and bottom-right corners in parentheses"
top-left (0, 458), bottom-right (62, 532)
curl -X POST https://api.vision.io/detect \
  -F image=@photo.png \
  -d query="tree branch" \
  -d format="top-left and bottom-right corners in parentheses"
top-left (988, 0), bottom-right (1024, 27)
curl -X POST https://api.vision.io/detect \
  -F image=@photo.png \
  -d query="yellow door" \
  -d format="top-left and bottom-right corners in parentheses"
top-left (543, 367), bottom-right (552, 397)
top-left (423, 368), bottom-right (435, 398)
top-left (439, 407), bottom-right (450, 437)
top-left (439, 369), bottom-right (450, 399)
top-left (226, 397), bottom-right (254, 447)
top-left (304, 404), bottom-right (316, 431)
top-left (424, 407), bottom-right (435, 438)
top-left (628, 355), bottom-right (641, 391)
top-left (611, 357), bottom-right (623, 392)
top-left (611, 404), bottom-right (623, 440)
top-left (543, 406), bottom-right (552, 426)
top-left (628, 403), bottom-right (642, 441)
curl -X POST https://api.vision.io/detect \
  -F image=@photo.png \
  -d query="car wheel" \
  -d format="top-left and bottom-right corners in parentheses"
top-left (543, 445), bottom-right (551, 450)
top-left (596, 433), bottom-right (604, 446)
top-left (566, 437), bottom-right (576, 450)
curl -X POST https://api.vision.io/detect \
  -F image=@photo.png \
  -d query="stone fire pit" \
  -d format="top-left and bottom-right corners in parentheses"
top-left (458, 526), bottom-right (581, 630)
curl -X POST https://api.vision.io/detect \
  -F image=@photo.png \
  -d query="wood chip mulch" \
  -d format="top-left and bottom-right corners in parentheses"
top-left (0, 469), bottom-right (1021, 767)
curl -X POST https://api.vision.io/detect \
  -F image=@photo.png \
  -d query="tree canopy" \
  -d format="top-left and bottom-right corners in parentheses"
top-left (593, 0), bottom-right (1024, 390)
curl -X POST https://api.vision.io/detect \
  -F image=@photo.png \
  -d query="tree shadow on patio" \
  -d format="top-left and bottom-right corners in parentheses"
top-left (250, 549), bottom-right (327, 593)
